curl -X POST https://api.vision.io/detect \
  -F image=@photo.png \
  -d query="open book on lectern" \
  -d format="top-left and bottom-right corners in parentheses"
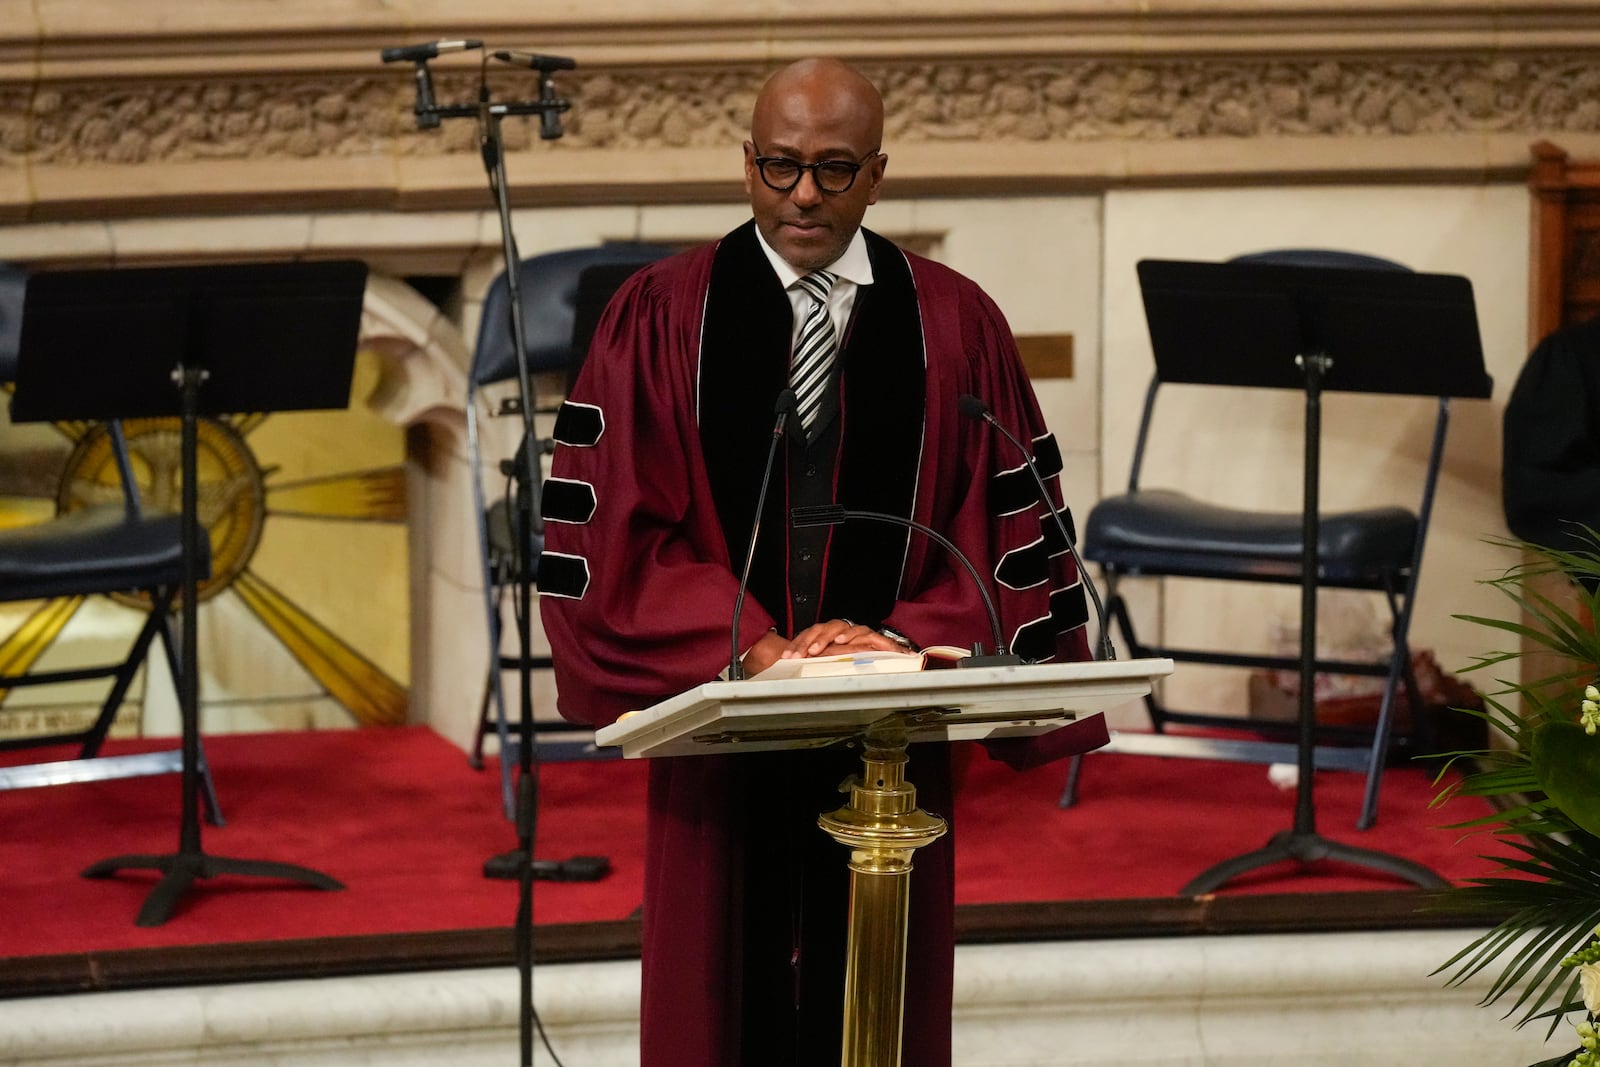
top-left (594, 658), bottom-right (1175, 760)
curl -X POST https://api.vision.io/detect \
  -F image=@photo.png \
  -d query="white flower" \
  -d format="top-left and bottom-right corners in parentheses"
top-left (1578, 963), bottom-right (1600, 1014)
top-left (1581, 686), bottom-right (1600, 735)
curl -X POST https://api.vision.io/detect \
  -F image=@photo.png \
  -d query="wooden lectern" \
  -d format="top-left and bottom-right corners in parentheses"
top-left (596, 657), bottom-right (1174, 1067)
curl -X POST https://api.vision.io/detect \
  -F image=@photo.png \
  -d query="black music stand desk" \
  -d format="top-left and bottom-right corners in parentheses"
top-left (11, 260), bottom-right (368, 925)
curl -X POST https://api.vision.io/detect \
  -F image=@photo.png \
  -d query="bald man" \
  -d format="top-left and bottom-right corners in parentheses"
top-left (540, 58), bottom-right (1099, 1066)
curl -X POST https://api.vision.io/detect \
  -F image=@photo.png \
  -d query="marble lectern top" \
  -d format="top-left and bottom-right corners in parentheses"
top-left (595, 658), bottom-right (1174, 759)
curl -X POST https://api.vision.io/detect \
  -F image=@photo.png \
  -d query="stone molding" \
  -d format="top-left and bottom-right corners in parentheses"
top-left (11, 55), bottom-right (1600, 166)
top-left (4, 3), bottom-right (1600, 73)
top-left (2, 3), bottom-right (1600, 218)
top-left (0, 930), bottom-right (1554, 1066)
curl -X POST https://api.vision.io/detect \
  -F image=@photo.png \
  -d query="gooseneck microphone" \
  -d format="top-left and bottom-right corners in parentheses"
top-left (728, 389), bottom-right (799, 681)
top-left (379, 39), bottom-right (484, 64)
top-left (958, 393), bottom-right (1115, 661)
top-left (789, 504), bottom-right (1022, 668)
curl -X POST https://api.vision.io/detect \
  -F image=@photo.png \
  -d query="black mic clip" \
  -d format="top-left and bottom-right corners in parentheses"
top-left (537, 73), bottom-right (568, 141)
top-left (380, 40), bottom-right (484, 131)
top-left (410, 63), bottom-right (441, 130)
top-left (959, 649), bottom-right (1026, 669)
top-left (488, 51), bottom-right (574, 140)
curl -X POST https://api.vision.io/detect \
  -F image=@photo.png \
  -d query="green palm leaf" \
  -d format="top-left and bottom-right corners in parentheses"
top-left (1434, 533), bottom-right (1600, 1055)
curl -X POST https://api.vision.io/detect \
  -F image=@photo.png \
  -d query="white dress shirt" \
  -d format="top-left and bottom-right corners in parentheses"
top-left (753, 226), bottom-right (875, 350)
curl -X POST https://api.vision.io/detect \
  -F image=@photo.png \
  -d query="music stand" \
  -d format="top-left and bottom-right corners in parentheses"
top-left (11, 260), bottom-right (367, 925)
top-left (1135, 257), bottom-right (1491, 894)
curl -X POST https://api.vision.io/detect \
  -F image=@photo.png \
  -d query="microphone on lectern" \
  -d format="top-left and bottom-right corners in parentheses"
top-left (958, 393), bottom-right (1114, 661)
top-left (728, 389), bottom-right (799, 681)
top-left (789, 504), bottom-right (1021, 668)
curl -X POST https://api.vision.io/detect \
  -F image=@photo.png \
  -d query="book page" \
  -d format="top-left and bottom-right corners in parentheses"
top-left (749, 649), bottom-right (926, 681)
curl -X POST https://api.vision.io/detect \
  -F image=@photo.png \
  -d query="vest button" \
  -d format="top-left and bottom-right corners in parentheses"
top-left (805, 464), bottom-right (819, 477)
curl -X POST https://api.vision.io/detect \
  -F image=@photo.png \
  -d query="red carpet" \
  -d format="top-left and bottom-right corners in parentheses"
top-left (0, 726), bottom-right (1499, 959)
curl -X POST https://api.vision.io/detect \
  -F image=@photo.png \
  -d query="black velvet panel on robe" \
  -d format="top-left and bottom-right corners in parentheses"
top-left (696, 223), bottom-right (943, 1064)
top-left (699, 222), bottom-right (924, 637)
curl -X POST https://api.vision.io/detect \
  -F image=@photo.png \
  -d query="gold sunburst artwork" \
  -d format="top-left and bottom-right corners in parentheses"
top-left (0, 350), bottom-right (409, 741)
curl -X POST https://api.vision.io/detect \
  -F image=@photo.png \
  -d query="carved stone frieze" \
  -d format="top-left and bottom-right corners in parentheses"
top-left (4, 54), bottom-right (1600, 170)
top-left (9, 79), bottom-right (411, 167)
top-left (873, 57), bottom-right (1600, 142)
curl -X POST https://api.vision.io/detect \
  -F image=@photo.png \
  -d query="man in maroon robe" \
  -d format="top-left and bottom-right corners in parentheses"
top-left (538, 58), bottom-right (1103, 1067)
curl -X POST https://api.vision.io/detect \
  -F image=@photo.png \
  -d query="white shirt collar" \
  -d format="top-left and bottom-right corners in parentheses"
top-left (753, 225), bottom-right (874, 291)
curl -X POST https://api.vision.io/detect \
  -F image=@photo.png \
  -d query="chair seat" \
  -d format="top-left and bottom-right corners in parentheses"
top-left (0, 506), bottom-right (206, 601)
top-left (1084, 489), bottom-right (1417, 579)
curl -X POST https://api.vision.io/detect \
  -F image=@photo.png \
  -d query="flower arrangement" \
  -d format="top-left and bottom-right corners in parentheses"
top-left (1436, 533), bottom-right (1600, 1067)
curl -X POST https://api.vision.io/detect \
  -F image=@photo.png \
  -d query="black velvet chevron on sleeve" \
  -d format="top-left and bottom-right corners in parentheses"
top-left (536, 551), bottom-right (591, 599)
top-left (1011, 584), bottom-right (1091, 662)
top-left (542, 478), bottom-right (597, 525)
top-left (552, 401), bottom-right (605, 448)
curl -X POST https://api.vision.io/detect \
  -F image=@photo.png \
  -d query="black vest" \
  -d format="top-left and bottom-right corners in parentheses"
top-left (699, 222), bottom-right (926, 636)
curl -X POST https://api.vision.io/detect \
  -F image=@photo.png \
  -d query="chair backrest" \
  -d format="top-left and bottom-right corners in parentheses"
top-left (0, 263), bottom-right (148, 517)
top-left (1229, 248), bottom-right (1410, 274)
top-left (470, 242), bottom-right (673, 389)
top-left (570, 261), bottom-right (659, 389)
top-left (0, 261), bottom-right (28, 385)
top-left (466, 243), bottom-right (674, 594)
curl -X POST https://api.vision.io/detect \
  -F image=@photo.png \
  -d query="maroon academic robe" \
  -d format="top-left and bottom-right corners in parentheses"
top-left (538, 222), bottom-right (1104, 1067)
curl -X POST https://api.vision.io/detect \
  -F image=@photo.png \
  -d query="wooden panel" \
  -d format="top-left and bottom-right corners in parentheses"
top-left (1015, 333), bottom-right (1074, 380)
top-left (1523, 143), bottom-right (1600, 713)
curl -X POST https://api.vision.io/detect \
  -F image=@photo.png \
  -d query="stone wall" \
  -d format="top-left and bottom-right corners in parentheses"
top-left (1, 1), bottom-right (1594, 742)
top-left (2, 1), bottom-right (1599, 225)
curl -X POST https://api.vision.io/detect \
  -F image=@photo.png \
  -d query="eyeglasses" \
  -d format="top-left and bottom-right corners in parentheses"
top-left (752, 148), bottom-right (880, 194)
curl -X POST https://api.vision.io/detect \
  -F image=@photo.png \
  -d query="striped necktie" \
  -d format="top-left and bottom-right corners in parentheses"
top-left (790, 270), bottom-right (839, 438)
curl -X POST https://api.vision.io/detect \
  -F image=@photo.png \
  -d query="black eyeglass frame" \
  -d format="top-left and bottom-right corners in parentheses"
top-left (751, 148), bottom-right (882, 194)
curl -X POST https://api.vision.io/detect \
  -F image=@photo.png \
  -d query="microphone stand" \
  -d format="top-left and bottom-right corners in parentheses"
top-left (386, 44), bottom-right (575, 1067)
top-left (1177, 352), bottom-right (1445, 895)
top-left (729, 389), bottom-right (797, 680)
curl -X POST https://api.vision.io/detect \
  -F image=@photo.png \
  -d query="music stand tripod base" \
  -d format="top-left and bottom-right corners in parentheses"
top-left (483, 851), bottom-right (610, 882)
top-left (1181, 829), bottom-right (1447, 897)
top-left (82, 852), bottom-right (345, 928)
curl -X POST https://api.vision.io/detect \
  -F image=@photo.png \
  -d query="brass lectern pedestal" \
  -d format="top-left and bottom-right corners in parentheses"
top-left (819, 720), bottom-right (947, 1067)
top-left (595, 659), bottom-right (1173, 1067)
